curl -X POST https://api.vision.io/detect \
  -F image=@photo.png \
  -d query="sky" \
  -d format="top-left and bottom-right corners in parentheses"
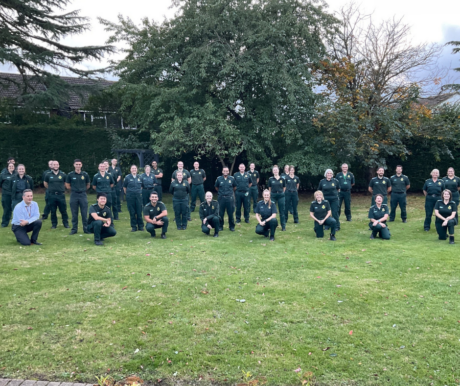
top-left (2, 0), bottom-right (460, 90)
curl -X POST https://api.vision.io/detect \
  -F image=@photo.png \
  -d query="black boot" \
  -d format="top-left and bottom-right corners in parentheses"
top-left (330, 234), bottom-right (336, 241)
top-left (449, 235), bottom-right (455, 244)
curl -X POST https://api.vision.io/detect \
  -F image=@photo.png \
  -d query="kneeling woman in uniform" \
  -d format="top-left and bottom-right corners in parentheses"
top-left (434, 189), bottom-right (457, 244)
top-left (368, 194), bottom-right (390, 240)
top-left (255, 189), bottom-right (278, 241)
top-left (309, 190), bottom-right (337, 240)
top-left (200, 191), bottom-right (221, 237)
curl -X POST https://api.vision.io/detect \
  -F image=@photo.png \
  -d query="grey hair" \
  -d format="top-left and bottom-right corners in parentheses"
top-left (324, 169), bottom-right (334, 177)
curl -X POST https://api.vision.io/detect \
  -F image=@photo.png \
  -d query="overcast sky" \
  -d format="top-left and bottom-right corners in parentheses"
top-left (2, 0), bottom-right (460, 88)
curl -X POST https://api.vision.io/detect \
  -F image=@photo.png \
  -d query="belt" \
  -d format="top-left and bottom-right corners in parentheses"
top-left (429, 194), bottom-right (440, 197)
top-left (51, 191), bottom-right (64, 195)
top-left (219, 194), bottom-right (233, 197)
top-left (392, 192), bottom-right (406, 194)
top-left (72, 191), bottom-right (86, 194)
top-left (287, 190), bottom-right (298, 193)
top-left (193, 183), bottom-right (204, 186)
top-left (341, 189), bottom-right (350, 192)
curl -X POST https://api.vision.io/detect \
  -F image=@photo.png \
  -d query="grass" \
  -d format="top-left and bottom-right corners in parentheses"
top-left (0, 193), bottom-right (459, 386)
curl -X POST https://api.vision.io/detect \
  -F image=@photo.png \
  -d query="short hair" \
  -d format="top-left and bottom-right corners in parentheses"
top-left (149, 191), bottom-right (158, 197)
top-left (442, 189), bottom-right (452, 201)
top-left (17, 163), bottom-right (25, 169)
top-left (22, 189), bottom-right (33, 196)
top-left (222, 166), bottom-right (229, 170)
top-left (144, 165), bottom-right (151, 170)
top-left (374, 194), bottom-right (384, 201)
top-left (112, 158), bottom-right (117, 162)
top-left (74, 159), bottom-right (82, 164)
top-left (239, 163), bottom-right (245, 167)
top-left (250, 163), bottom-right (255, 167)
top-left (377, 166), bottom-right (385, 172)
top-left (7, 157), bottom-right (15, 162)
top-left (97, 192), bottom-right (107, 199)
top-left (431, 169), bottom-right (440, 176)
top-left (396, 165), bottom-right (403, 169)
top-left (205, 191), bottom-right (213, 196)
top-left (324, 168), bottom-right (333, 177)
top-left (314, 190), bottom-right (324, 200)
top-left (272, 165), bottom-right (279, 172)
top-left (130, 164), bottom-right (137, 169)
top-left (341, 163), bottom-right (348, 167)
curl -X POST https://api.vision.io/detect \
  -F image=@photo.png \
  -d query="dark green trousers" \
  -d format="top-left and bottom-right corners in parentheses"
top-left (142, 188), bottom-right (153, 206)
top-left (314, 217), bottom-right (336, 238)
top-left (173, 198), bottom-right (188, 229)
top-left (111, 190), bottom-right (118, 219)
top-left (87, 221), bottom-right (117, 242)
top-left (424, 195), bottom-right (441, 230)
top-left (285, 191), bottom-right (299, 222)
top-left (271, 192), bottom-right (286, 227)
top-left (190, 184), bottom-right (205, 212)
top-left (372, 195), bottom-right (388, 206)
top-left (1, 193), bottom-right (12, 227)
top-left (43, 190), bottom-right (51, 217)
top-left (146, 216), bottom-right (169, 236)
top-left (338, 190), bottom-right (352, 220)
top-left (115, 187), bottom-right (121, 211)
top-left (49, 193), bottom-right (69, 227)
top-left (452, 193), bottom-right (459, 221)
top-left (218, 195), bottom-right (235, 230)
top-left (249, 186), bottom-right (258, 213)
top-left (235, 190), bottom-right (250, 222)
top-left (256, 218), bottom-right (278, 238)
top-left (390, 192), bottom-right (407, 221)
top-left (154, 185), bottom-right (163, 202)
top-left (201, 217), bottom-right (220, 234)
top-left (127, 193), bottom-right (144, 230)
top-left (435, 219), bottom-right (457, 239)
top-left (325, 196), bottom-right (340, 229)
top-left (70, 192), bottom-right (88, 232)
top-left (369, 223), bottom-right (390, 239)
top-left (12, 192), bottom-right (24, 210)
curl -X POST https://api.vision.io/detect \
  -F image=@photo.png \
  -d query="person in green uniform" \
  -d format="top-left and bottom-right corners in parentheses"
top-left (140, 165), bottom-right (158, 206)
top-left (215, 166), bottom-right (237, 231)
top-left (336, 163), bottom-right (355, 222)
top-left (309, 190), bottom-right (337, 240)
top-left (434, 189), bottom-right (457, 244)
top-left (423, 169), bottom-right (444, 232)
top-left (281, 164), bottom-right (293, 214)
top-left (368, 194), bottom-right (390, 239)
top-left (285, 166), bottom-right (300, 223)
top-left (1, 163), bottom-right (16, 227)
top-left (318, 169), bottom-right (340, 230)
top-left (190, 161), bottom-right (206, 212)
top-left (109, 158), bottom-right (123, 213)
top-left (92, 163), bottom-right (115, 210)
top-left (65, 159), bottom-right (90, 235)
top-left (87, 193), bottom-right (117, 246)
top-left (1, 157), bottom-right (15, 175)
top-left (368, 167), bottom-right (391, 205)
top-left (442, 167), bottom-right (460, 206)
top-left (103, 160), bottom-right (119, 220)
top-left (143, 191), bottom-right (168, 238)
top-left (11, 164), bottom-right (34, 209)
top-left (171, 161), bottom-right (192, 220)
top-left (44, 160), bottom-right (69, 229)
top-left (248, 163), bottom-right (260, 213)
top-left (151, 160), bottom-right (164, 202)
top-left (41, 160), bottom-right (54, 220)
top-left (123, 165), bottom-right (144, 232)
top-left (199, 191), bottom-right (221, 237)
top-left (255, 189), bottom-right (278, 241)
top-left (389, 165), bottom-right (410, 222)
top-left (234, 163), bottom-right (253, 224)
top-left (169, 171), bottom-right (190, 230)
top-left (267, 165), bottom-right (286, 231)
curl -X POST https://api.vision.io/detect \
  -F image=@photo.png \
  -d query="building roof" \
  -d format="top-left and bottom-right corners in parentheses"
top-left (418, 92), bottom-right (459, 108)
top-left (0, 72), bottom-right (115, 110)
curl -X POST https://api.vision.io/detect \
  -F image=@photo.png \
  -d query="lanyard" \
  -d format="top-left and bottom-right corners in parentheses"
top-left (26, 205), bottom-right (31, 218)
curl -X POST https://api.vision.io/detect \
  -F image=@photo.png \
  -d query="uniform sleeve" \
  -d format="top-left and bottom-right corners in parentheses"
top-left (267, 178), bottom-right (272, 189)
top-left (369, 179), bottom-right (374, 188)
top-left (110, 175), bottom-right (115, 184)
top-left (318, 180), bottom-right (323, 191)
top-left (271, 202), bottom-right (277, 214)
top-left (85, 173), bottom-right (90, 184)
top-left (386, 178), bottom-right (392, 187)
top-left (434, 201), bottom-right (440, 211)
top-left (368, 207), bottom-right (374, 219)
top-left (422, 180), bottom-right (428, 191)
top-left (441, 180), bottom-right (445, 189)
top-left (452, 202), bottom-right (457, 212)
top-left (152, 175), bottom-right (158, 184)
top-left (65, 173), bottom-right (72, 183)
top-left (254, 202), bottom-right (260, 214)
top-left (214, 178), bottom-right (219, 188)
top-left (199, 204), bottom-right (205, 220)
top-left (186, 183), bottom-right (190, 194)
top-left (89, 205), bottom-right (96, 216)
top-left (27, 176), bottom-right (34, 189)
top-left (142, 205), bottom-right (150, 217)
top-left (325, 201), bottom-right (331, 211)
top-left (282, 178), bottom-right (286, 187)
top-left (107, 207), bottom-right (113, 220)
top-left (202, 170), bottom-right (206, 179)
top-left (248, 174), bottom-right (253, 184)
top-left (309, 202), bottom-right (315, 213)
top-left (335, 179), bottom-right (340, 190)
top-left (169, 183), bottom-right (174, 194)
top-left (45, 173), bottom-right (51, 183)
top-left (232, 178), bottom-right (237, 188)
top-left (351, 174), bottom-right (355, 184)
top-left (123, 176), bottom-right (129, 188)
top-left (214, 201), bottom-right (220, 217)
top-left (405, 176), bottom-right (410, 186)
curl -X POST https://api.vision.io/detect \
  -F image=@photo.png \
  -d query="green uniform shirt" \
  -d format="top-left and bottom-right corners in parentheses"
top-left (45, 171), bottom-right (66, 193)
top-left (172, 169), bottom-right (191, 181)
top-left (233, 171), bottom-right (253, 192)
top-left (42, 169), bottom-right (52, 184)
top-left (143, 201), bottom-right (167, 219)
top-left (152, 167), bottom-right (163, 185)
top-left (368, 204), bottom-right (389, 222)
top-left (390, 174), bottom-right (410, 194)
top-left (190, 169), bottom-right (206, 185)
top-left (123, 174), bottom-right (143, 194)
top-left (369, 176), bottom-right (391, 196)
top-left (92, 172), bottom-right (114, 193)
top-left (285, 175), bottom-right (300, 192)
top-left (88, 204), bottom-right (113, 226)
top-left (335, 172), bottom-right (355, 191)
top-left (434, 200), bottom-right (457, 223)
top-left (12, 174), bottom-right (34, 194)
top-left (442, 177), bottom-right (460, 196)
top-left (199, 200), bottom-right (220, 221)
top-left (169, 180), bottom-right (190, 199)
top-left (423, 179), bottom-right (444, 196)
top-left (267, 176), bottom-right (285, 194)
top-left (309, 200), bottom-right (331, 221)
top-left (318, 178), bottom-right (340, 199)
top-left (215, 175), bottom-right (237, 196)
top-left (66, 171), bottom-right (90, 192)
top-left (255, 200), bottom-right (277, 221)
top-left (108, 166), bottom-right (122, 185)
top-left (0, 171), bottom-right (17, 194)
top-left (249, 170), bottom-right (260, 186)
top-left (140, 173), bottom-right (157, 189)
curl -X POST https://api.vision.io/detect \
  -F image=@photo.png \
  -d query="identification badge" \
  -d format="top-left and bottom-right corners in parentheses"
top-left (344, 182), bottom-right (347, 185)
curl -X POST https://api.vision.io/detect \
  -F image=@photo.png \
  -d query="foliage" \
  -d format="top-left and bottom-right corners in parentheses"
top-left (443, 40), bottom-right (460, 91)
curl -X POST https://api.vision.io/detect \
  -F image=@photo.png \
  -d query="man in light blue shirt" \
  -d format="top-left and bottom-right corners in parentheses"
top-left (11, 189), bottom-right (43, 246)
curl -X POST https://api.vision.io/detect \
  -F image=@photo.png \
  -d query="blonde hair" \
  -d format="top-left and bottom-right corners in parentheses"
top-left (263, 189), bottom-right (272, 209)
top-left (314, 190), bottom-right (324, 200)
top-left (431, 169), bottom-right (440, 176)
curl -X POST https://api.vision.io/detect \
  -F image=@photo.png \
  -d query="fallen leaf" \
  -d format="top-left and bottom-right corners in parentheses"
top-left (122, 286), bottom-right (127, 290)
top-left (322, 347), bottom-right (330, 351)
top-left (349, 330), bottom-right (353, 335)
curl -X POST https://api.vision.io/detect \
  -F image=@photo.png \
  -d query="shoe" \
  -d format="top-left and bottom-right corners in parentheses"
top-left (402, 219), bottom-right (407, 223)
top-left (370, 234), bottom-right (375, 239)
top-left (424, 229), bottom-right (430, 232)
top-left (188, 218), bottom-right (192, 221)
top-left (294, 220), bottom-right (299, 224)
top-left (213, 233), bottom-right (219, 238)
top-left (118, 209), bottom-right (123, 212)
top-left (281, 226), bottom-right (286, 231)
top-left (84, 230), bottom-right (91, 234)
top-left (270, 236), bottom-right (275, 241)
top-left (236, 220), bottom-right (241, 224)
top-left (182, 226), bottom-right (187, 230)
top-left (161, 233), bottom-right (166, 239)
top-left (289, 211), bottom-right (293, 215)
top-left (95, 241), bottom-right (104, 246)
top-left (151, 233), bottom-right (156, 238)
top-left (69, 230), bottom-right (77, 235)
top-left (31, 241), bottom-right (42, 246)
top-left (114, 217), bottom-right (119, 221)
top-left (389, 219), bottom-right (394, 222)
top-left (64, 224), bottom-right (70, 228)
top-left (1, 224), bottom-right (7, 227)
top-left (41, 215), bottom-right (48, 220)
top-left (346, 218), bottom-right (352, 222)
top-left (219, 227), bottom-right (223, 232)
top-left (177, 227), bottom-right (182, 231)
top-left (264, 232), bottom-right (269, 238)
top-left (336, 227), bottom-right (340, 231)
top-left (330, 234), bottom-right (336, 241)
top-left (131, 228), bottom-right (137, 232)
top-left (449, 236), bottom-right (455, 244)
top-left (51, 226), bottom-right (57, 229)
top-left (138, 228), bottom-right (144, 231)
top-left (324, 226), bottom-right (330, 230)
top-left (245, 219), bottom-right (250, 224)
top-left (229, 228), bottom-right (235, 232)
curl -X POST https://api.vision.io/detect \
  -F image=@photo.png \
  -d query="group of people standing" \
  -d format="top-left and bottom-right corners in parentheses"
top-left (0, 157), bottom-right (458, 245)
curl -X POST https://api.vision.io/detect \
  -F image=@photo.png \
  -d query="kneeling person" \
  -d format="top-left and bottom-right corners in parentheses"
top-left (143, 192), bottom-right (168, 239)
top-left (87, 193), bottom-right (117, 246)
top-left (368, 194), bottom-right (390, 240)
top-left (434, 189), bottom-right (457, 244)
top-left (255, 189), bottom-right (278, 241)
top-left (11, 189), bottom-right (42, 245)
top-left (200, 191), bottom-right (221, 237)
top-left (310, 190), bottom-right (337, 241)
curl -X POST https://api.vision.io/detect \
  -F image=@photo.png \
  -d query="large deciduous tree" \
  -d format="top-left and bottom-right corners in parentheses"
top-left (101, 0), bottom-right (337, 174)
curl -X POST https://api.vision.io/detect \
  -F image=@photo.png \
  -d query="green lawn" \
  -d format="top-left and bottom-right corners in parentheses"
top-left (0, 193), bottom-right (459, 386)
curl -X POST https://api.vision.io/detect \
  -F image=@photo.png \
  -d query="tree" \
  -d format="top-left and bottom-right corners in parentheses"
top-left (101, 0), bottom-right (337, 174)
top-left (443, 40), bottom-right (460, 91)
top-left (0, 0), bottom-right (114, 108)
